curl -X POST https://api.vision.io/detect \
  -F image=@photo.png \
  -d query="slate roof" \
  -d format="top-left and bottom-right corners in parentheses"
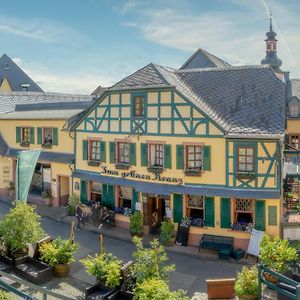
top-left (180, 48), bottom-right (231, 70)
top-left (291, 79), bottom-right (300, 99)
top-left (0, 54), bottom-right (43, 92)
top-left (106, 64), bottom-right (285, 137)
top-left (0, 92), bottom-right (94, 114)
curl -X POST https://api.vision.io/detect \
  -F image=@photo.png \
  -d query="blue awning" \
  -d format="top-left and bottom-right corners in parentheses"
top-left (73, 170), bottom-right (280, 199)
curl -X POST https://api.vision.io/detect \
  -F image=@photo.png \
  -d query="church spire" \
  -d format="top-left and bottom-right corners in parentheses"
top-left (261, 13), bottom-right (282, 71)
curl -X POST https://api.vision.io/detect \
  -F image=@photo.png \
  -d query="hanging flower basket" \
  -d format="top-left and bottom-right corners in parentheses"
top-left (147, 166), bottom-right (163, 174)
top-left (88, 160), bottom-right (100, 167)
top-left (115, 163), bottom-right (130, 170)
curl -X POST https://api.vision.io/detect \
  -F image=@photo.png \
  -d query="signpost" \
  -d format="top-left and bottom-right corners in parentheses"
top-left (16, 149), bottom-right (41, 203)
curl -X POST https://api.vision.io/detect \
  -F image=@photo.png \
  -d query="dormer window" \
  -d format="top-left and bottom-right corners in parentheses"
top-left (21, 84), bottom-right (30, 92)
top-left (289, 103), bottom-right (300, 117)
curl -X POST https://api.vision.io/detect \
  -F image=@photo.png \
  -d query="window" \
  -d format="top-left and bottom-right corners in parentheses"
top-left (43, 128), bottom-right (53, 145)
top-left (232, 198), bottom-right (254, 231)
top-left (118, 186), bottom-right (133, 213)
top-left (290, 135), bottom-right (300, 149)
top-left (150, 144), bottom-right (164, 167)
top-left (289, 103), bottom-right (300, 117)
top-left (21, 127), bottom-right (31, 143)
top-left (186, 195), bottom-right (204, 227)
top-left (237, 146), bottom-right (254, 172)
top-left (133, 96), bottom-right (145, 117)
top-left (186, 145), bottom-right (203, 169)
top-left (89, 140), bottom-right (101, 161)
top-left (21, 84), bottom-right (30, 92)
top-left (117, 142), bottom-right (130, 164)
top-left (90, 181), bottom-right (102, 202)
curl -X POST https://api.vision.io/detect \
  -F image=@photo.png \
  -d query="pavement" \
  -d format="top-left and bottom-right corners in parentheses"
top-left (0, 197), bottom-right (255, 298)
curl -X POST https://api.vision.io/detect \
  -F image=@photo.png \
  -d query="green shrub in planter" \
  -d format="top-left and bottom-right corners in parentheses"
top-left (234, 265), bottom-right (258, 299)
top-left (132, 237), bottom-right (175, 284)
top-left (0, 291), bottom-right (13, 300)
top-left (39, 238), bottom-right (78, 266)
top-left (129, 211), bottom-right (144, 237)
top-left (259, 235), bottom-right (298, 273)
top-left (81, 252), bottom-right (122, 288)
top-left (0, 203), bottom-right (44, 255)
top-left (133, 278), bottom-right (189, 300)
top-left (160, 221), bottom-right (175, 246)
top-left (67, 194), bottom-right (79, 215)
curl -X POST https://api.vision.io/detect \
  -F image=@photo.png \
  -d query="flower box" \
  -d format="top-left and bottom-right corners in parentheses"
top-left (41, 143), bottom-right (52, 149)
top-left (115, 163), bottom-right (130, 170)
top-left (0, 254), bottom-right (13, 271)
top-left (236, 171), bottom-right (255, 180)
top-left (147, 166), bottom-right (163, 174)
top-left (88, 160), bottom-right (101, 167)
top-left (85, 283), bottom-right (120, 300)
top-left (184, 168), bottom-right (202, 176)
top-left (20, 141), bottom-right (30, 147)
top-left (14, 256), bottom-right (53, 284)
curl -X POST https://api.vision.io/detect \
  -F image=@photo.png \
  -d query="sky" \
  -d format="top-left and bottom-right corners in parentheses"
top-left (0, 0), bottom-right (299, 94)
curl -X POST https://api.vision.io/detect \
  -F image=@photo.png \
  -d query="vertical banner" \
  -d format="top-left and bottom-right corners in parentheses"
top-left (16, 149), bottom-right (41, 202)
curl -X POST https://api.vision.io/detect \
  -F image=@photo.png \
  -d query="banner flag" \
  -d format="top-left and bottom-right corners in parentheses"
top-left (16, 149), bottom-right (41, 203)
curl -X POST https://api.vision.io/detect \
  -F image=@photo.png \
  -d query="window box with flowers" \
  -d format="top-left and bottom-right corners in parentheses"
top-left (231, 198), bottom-right (254, 232)
top-left (186, 195), bottom-right (204, 227)
top-left (20, 141), bottom-right (30, 147)
top-left (88, 160), bottom-right (101, 167)
top-left (148, 143), bottom-right (165, 173)
top-left (184, 167), bottom-right (202, 176)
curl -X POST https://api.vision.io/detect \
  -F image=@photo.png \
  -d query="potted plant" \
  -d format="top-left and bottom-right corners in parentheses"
top-left (0, 291), bottom-right (13, 300)
top-left (0, 203), bottom-right (44, 263)
top-left (160, 220), bottom-right (175, 246)
top-left (39, 237), bottom-right (78, 277)
top-left (259, 235), bottom-right (298, 283)
top-left (133, 278), bottom-right (189, 300)
top-left (234, 265), bottom-right (258, 299)
top-left (42, 189), bottom-right (52, 206)
top-left (8, 181), bottom-right (15, 198)
top-left (67, 194), bottom-right (79, 216)
top-left (129, 212), bottom-right (144, 237)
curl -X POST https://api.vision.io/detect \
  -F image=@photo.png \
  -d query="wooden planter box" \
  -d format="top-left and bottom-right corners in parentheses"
top-left (147, 166), bottom-right (163, 174)
top-left (14, 257), bottom-right (53, 285)
top-left (0, 254), bottom-right (13, 271)
top-left (85, 283), bottom-right (120, 300)
top-left (20, 142), bottom-right (30, 147)
top-left (236, 171), bottom-right (255, 180)
top-left (184, 168), bottom-right (202, 176)
top-left (206, 278), bottom-right (235, 299)
top-left (88, 160), bottom-right (101, 167)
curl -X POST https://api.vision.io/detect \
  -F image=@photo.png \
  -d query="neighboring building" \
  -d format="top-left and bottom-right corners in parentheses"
top-left (0, 92), bottom-right (94, 206)
top-left (71, 53), bottom-right (285, 249)
top-left (0, 54), bottom-right (43, 93)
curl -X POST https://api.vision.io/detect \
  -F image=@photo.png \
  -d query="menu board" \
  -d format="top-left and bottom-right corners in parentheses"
top-left (247, 229), bottom-right (265, 257)
top-left (176, 222), bottom-right (190, 247)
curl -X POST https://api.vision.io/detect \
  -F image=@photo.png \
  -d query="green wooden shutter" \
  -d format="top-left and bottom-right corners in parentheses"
top-left (132, 189), bottom-right (139, 212)
top-left (16, 127), bottom-right (21, 143)
top-left (52, 128), bottom-right (58, 145)
top-left (164, 144), bottom-right (171, 169)
top-left (107, 185), bottom-right (115, 209)
top-left (82, 140), bottom-right (88, 161)
top-left (255, 200), bottom-right (266, 231)
top-left (176, 145), bottom-right (184, 169)
top-left (30, 127), bottom-right (34, 144)
top-left (173, 193), bottom-right (183, 223)
top-left (203, 145), bottom-right (211, 171)
top-left (37, 127), bottom-right (42, 144)
top-left (130, 143), bottom-right (136, 166)
top-left (141, 143), bottom-right (148, 167)
top-left (102, 184), bottom-right (108, 205)
top-left (109, 142), bottom-right (115, 164)
top-left (100, 141), bottom-right (106, 162)
top-left (220, 198), bottom-right (231, 228)
top-left (205, 197), bottom-right (215, 227)
top-left (268, 206), bottom-right (277, 226)
top-left (80, 180), bottom-right (87, 204)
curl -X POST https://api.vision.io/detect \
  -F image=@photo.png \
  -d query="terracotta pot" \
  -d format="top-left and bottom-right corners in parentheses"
top-left (238, 294), bottom-right (258, 300)
top-left (263, 271), bottom-right (278, 284)
top-left (53, 262), bottom-right (71, 277)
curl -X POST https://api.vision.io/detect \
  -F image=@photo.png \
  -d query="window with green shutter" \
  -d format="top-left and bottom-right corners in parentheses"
top-left (164, 144), bottom-right (171, 169)
top-left (255, 200), bottom-right (265, 231)
top-left (220, 198), bottom-right (231, 228)
top-left (30, 127), bottom-right (34, 144)
top-left (16, 127), bottom-right (21, 143)
top-left (176, 145), bottom-right (184, 169)
top-left (102, 184), bottom-right (108, 205)
top-left (100, 141), bottom-right (106, 162)
top-left (82, 140), bottom-right (88, 160)
top-left (109, 142), bottom-right (115, 163)
top-left (52, 128), bottom-right (58, 145)
top-left (173, 193), bottom-right (183, 223)
top-left (203, 145), bottom-right (211, 171)
top-left (80, 180), bottom-right (87, 204)
top-left (205, 197), bottom-right (215, 227)
top-left (103, 185), bottom-right (115, 209)
top-left (37, 128), bottom-right (42, 144)
top-left (132, 189), bottom-right (139, 212)
top-left (130, 143), bottom-right (136, 165)
top-left (268, 206), bottom-right (277, 226)
top-left (141, 143), bottom-right (148, 167)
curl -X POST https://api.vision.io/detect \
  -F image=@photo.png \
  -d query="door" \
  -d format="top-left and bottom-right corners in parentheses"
top-left (59, 176), bottom-right (70, 206)
top-left (80, 180), bottom-right (87, 204)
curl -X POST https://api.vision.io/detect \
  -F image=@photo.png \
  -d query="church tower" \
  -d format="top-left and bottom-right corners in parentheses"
top-left (261, 14), bottom-right (282, 71)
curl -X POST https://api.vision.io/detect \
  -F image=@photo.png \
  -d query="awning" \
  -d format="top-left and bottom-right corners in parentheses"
top-left (73, 170), bottom-right (281, 199)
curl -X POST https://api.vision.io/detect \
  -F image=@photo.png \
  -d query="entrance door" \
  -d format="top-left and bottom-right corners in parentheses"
top-left (59, 176), bottom-right (70, 206)
top-left (147, 197), bottom-right (166, 234)
top-left (80, 180), bottom-right (87, 204)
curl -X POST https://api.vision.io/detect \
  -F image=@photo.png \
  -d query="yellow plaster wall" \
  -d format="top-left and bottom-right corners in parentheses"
top-left (0, 157), bottom-right (12, 190)
top-left (0, 78), bottom-right (12, 93)
top-left (287, 119), bottom-right (300, 133)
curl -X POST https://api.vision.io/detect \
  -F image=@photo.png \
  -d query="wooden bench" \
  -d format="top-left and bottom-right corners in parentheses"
top-left (206, 278), bottom-right (235, 299)
top-left (199, 234), bottom-right (234, 252)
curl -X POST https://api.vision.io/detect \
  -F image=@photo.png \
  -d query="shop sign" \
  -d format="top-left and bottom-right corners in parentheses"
top-left (100, 166), bottom-right (183, 185)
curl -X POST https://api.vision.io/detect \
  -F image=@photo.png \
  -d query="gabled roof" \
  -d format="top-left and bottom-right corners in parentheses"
top-left (0, 54), bottom-right (43, 92)
top-left (291, 79), bottom-right (300, 99)
top-left (180, 48), bottom-right (231, 70)
top-left (111, 63), bottom-right (171, 90)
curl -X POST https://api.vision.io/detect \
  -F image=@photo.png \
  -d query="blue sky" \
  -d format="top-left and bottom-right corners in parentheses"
top-left (1, 0), bottom-right (299, 94)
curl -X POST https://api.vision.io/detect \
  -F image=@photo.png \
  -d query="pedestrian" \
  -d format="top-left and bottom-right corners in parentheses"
top-left (76, 203), bottom-right (85, 230)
